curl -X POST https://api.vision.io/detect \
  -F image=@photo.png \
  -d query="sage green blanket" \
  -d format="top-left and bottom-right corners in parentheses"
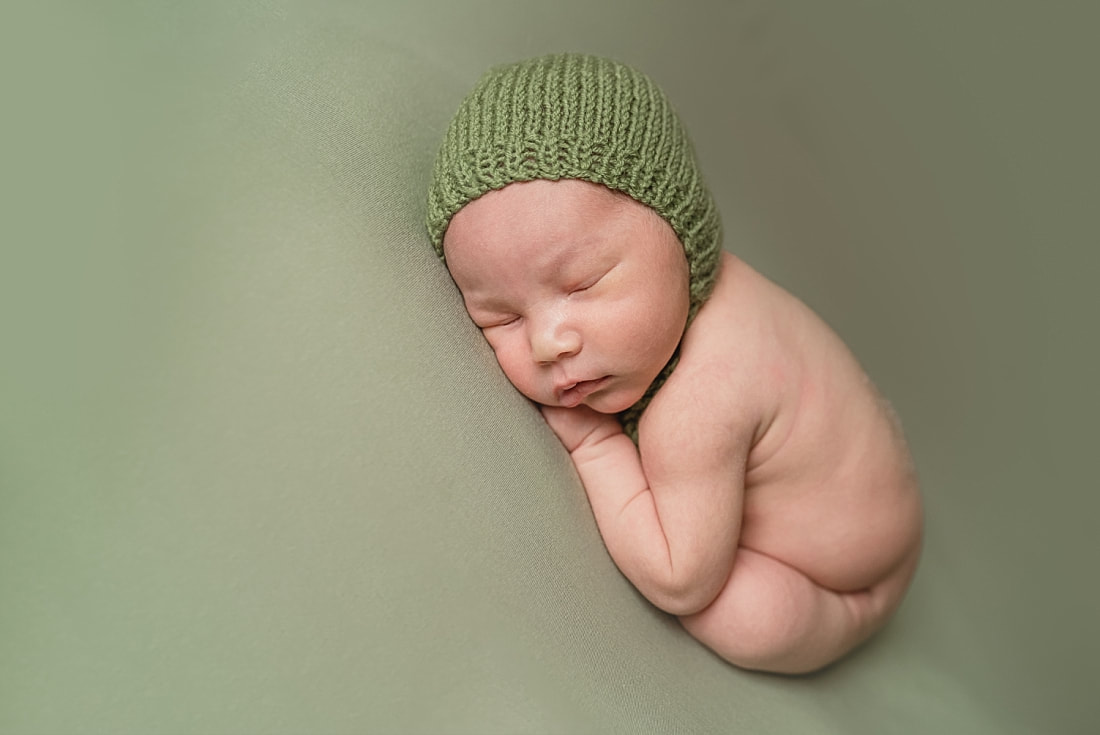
top-left (3, 2), bottom-right (1095, 732)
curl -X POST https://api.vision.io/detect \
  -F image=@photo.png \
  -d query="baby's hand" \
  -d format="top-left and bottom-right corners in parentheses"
top-left (539, 405), bottom-right (623, 453)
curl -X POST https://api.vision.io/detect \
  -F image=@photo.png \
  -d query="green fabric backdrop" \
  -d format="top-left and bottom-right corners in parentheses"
top-left (3, 1), bottom-right (1096, 732)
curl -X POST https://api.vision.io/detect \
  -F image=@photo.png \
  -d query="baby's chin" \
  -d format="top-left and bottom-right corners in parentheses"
top-left (580, 385), bottom-right (644, 415)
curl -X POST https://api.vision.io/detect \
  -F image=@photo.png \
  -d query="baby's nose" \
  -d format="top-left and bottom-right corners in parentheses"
top-left (530, 312), bottom-right (581, 364)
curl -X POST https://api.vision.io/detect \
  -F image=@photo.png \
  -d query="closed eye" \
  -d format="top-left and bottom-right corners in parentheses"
top-left (571, 280), bottom-right (597, 294)
top-left (480, 314), bottom-right (520, 329)
top-left (570, 265), bottom-right (615, 294)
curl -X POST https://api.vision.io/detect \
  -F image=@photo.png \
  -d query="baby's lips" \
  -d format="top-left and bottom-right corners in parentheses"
top-left (558, 376), bottom-right (611, 407)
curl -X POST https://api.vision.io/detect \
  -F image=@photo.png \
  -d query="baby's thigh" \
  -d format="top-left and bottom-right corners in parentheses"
top-left (679, 547), bottom-right (887, 674)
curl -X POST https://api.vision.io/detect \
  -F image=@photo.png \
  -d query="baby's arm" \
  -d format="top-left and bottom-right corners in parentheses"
top-left (541, 397), bottom-right (752, 616)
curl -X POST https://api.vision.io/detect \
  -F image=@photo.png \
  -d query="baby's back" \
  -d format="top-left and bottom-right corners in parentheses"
top-left (675, 253), bottom-right (922, 593)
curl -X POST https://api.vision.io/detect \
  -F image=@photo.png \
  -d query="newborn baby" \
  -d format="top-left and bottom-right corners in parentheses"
top-left (427, 54), bottom-right (922, 674)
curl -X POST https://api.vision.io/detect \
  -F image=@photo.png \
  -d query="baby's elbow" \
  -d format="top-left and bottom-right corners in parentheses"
top-left (656, 552), bottom-right (735, 615)
top-left (655, 594), bottom-right (712, 617)
top-left (622, 545), bottom-right (732, 616)
top-left (647, 577), bottom-right (721, 617)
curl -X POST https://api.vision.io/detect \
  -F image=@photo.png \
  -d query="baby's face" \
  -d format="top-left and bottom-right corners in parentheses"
top-left (443, 179), bottom-right (689, 413)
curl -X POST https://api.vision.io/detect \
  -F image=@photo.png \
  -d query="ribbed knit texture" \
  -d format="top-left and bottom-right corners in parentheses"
top-left (426, 53), bottom-right (723, 440)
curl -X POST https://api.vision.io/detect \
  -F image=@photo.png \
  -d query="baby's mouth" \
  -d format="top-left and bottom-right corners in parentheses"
top-left (558, 376), bottom-right (611, 408)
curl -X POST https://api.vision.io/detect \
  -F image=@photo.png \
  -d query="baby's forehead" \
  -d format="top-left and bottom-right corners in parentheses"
top-left (448, 216), bottom-right (609, 280)
top-left (447, 181), bottom-right (682, 289)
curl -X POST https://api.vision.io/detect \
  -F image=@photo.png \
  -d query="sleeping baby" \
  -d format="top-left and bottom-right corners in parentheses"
top-left (426, 53), bottom-right (922, 674)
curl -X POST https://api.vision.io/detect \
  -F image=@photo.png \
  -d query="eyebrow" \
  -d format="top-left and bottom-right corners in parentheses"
top-left (541, 236), bottom-right (601, 278)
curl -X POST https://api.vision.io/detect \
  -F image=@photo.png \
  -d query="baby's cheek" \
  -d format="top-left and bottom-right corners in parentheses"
top-left (489, 345), bottom-right (534, 394)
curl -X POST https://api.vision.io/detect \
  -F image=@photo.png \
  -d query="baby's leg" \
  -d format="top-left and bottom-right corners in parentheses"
top-left (679, 546), bottom-right (917, 674)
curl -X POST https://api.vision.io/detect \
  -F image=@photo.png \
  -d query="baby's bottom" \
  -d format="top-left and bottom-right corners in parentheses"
top-left (679, 546), bottom-right (919, 675)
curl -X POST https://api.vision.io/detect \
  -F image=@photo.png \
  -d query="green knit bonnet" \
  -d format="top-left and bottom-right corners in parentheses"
top-left (426, 53), bottom-right (723, 439)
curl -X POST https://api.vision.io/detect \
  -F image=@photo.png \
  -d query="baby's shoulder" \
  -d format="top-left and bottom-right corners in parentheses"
top-left (679, 254), bottom-right (803, 385)
top-left (654, 256), bottom-right (795, 434)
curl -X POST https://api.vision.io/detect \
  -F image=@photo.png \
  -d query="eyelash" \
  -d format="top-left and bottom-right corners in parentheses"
top-left (483, 315), bottom-right (519, 329)
top-left (571, 270), bottom-right (608, 294)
